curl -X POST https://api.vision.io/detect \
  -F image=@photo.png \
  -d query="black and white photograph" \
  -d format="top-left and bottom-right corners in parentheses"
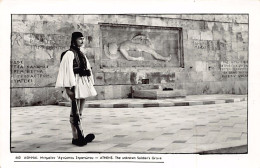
top-left (10, 14), bottom-right (248, 153)
top-left (1, 1), bottom-right (260, 168)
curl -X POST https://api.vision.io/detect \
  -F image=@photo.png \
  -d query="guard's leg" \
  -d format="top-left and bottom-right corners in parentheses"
top-left (79, 99), bottom-right (86, 116)
top-left (79, 99), bottom-right (95, 143)
top-left (70, 100), bottom-right (86, 146)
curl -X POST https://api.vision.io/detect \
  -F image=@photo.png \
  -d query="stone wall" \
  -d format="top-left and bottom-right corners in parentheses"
top-left (11, 14), bottom-right (248, 106)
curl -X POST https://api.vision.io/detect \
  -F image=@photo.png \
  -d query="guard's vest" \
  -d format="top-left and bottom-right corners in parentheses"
top-left (60, 49), bottom-right (82, 74)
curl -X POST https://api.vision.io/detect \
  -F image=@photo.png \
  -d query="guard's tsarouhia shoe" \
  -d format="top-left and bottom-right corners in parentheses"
top-left (85, 133), bottom-right (95, 143)
top-left (72, 138), bottom-right (87, 146)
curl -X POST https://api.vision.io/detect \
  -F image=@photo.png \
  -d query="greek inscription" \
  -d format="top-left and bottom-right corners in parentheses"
top-left (195, 40), bottom-right (226, 51)
top-left (194, 40), bottom-right (207, 49)
top-left (221, 61), bottom-right (248, 78)
top-left (24, 33), bottom-right (70, 48)
top-left (11, 60), bottom-right (51, 85)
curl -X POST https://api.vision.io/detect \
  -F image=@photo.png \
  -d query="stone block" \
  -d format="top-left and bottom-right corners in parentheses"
top-left (145, 72), bottom-right (162, 84)
top-left (202, 15), bottom-right (215, 22)
top-left (146, 72), bottom-right (175, 84)
top-left (166, 18), bottom-right (181, 27)
top-left (231, 23), bottom-right (248, 33)
top-left (176, 71), bottom-right (203, 82)
top-left (213, 31), bottom-right (223, 41)
top-left (199, 21), bottom-right (207, 31)
top-left (131, 84), bottom-right (160, 92)
top-left (35, 46), bottom-right (54, 61)
top-left (226, 52), bottom-right (238, 61)
top-left (223, 31), bottom-right (232, 42)
top-left (207, 61), bottom-right (221, 71)
top-left (117, 15), bottom-right (137, 25)
top-left (46, 87), bottom-right (63, 104)
top-left (221, 23), bottom-right (230, 31)
top-left (11, 88), bottom-right (25, 107)
top-left (104, 71), bottom-right (131, 85)
top-left (133, 89), bottom-right (186, 99)
top-left (83, 15), bottom-right (101, 24)
top-left (104, 85), bottom-right (114, 99)
top-left (52, 34), bottom-right (71, 47)
top-left (214, 15), bottom-right (233, 23)
top-left (241, 32), bottom-right (249, 42)
top-left (93, 48), bottom-right (101, 63)
top-left (54, 22), bottom-right (77, 35)
top-left (175, 82), bottom-right (185, 90)
top-left (174, 72), bottom-right (190, 83)
top-left (100, 15), bottom-right (118, 24)
top-left (191, 15), bottom-right (203, 20)
top-left (112, 85), bottom-right (122, 99)
top-left (230, 15), bottom-right (249, 24)
top-left (202, 71), bottom-right (222, 82)
top-left (32, 15), bottom-right (82, 23)
top-left (196, 82), bottom-right (210, 94)
top-left (225, 42), bottom-right (232, 52)
top-left (24, 87), bottom-right (47, 106)
top-left (209, 82), bottom-right (225, 94)
top-left (236, 32), bottom-right (243, 42)
top-left (184, 82), bottom-right (197, 95)
top-left (207, 51), bottom-right (217, 61)
top-left (161, 15), bottom-right (182, 19)
top-left (182, 30), bottom-right (188, 40)
top-left (82, 48), bottom-right (95, 60)
top-left (94, 86), bottom-right (105, 100)
top-left (90, 25), bottom-right (100, 48)
top-left (236, 42), bottom-right (246, 52)
top-left (136, 16), bottom-right (152, 26)
top-left (201, 31), bottom-right (213, 41)
top-left (181, 15), bottom-right (193, 20)
top-left (221, 81), bottom-right (236, 94)
top-left (231, 42), bottom-right (238, 52)
top-left (205, 22), bottom-right (214, 31)
top-left (34, 21), bottom-right (59, 34)
top-left (231, 32), bottom-right (237, 42)
top-left (191, 21), bottom-right (202, 30)
top-left (120, 85), bottom-right (132, 98)
top-left (12, 15), bottom-right (27, 21)
top-left (151, 17), bottom-right (168, 27)
top-left (179, 20), bottom-right (193, 30)
top-left (212, 22), bottom-right (223, 31)
top-left (237, 51), bottom-right (248, 61)
top-left (187, 30), bottom-right (200, 40)
top-left (94, 72), bottom-right (105, 85)
top-left (12, 20), bottom-right (35, 33)
top-left (234, 81), bottom-right (248, 94)
top-left (12, 43), bottom-right (36, 60)
top-left (43, 15), bottom-right (84, 23)
top-left (101, 60), bottom-right (118, 68)
top-left (195, 61), bottom-right (207, 72)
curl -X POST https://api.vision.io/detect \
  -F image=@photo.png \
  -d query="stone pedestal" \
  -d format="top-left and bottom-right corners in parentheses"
top-left (132, 85), bottom-right (186, 99)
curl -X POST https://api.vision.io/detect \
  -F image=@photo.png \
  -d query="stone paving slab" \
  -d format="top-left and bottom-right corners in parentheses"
top-left (59, 94), bottom-right (247, 108)
top-left (11, 101), bottom-right (247, 153)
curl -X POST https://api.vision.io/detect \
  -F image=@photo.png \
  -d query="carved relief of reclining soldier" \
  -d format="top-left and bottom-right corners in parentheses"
top-left (104, 34), bottom-right (172, 61)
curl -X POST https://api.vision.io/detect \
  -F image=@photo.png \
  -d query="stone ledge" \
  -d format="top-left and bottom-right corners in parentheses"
top-left (58, 96), bottom-right (247, 108)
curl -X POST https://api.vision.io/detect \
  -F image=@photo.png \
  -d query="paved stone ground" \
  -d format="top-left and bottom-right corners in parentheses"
top-left (11, 99), bottom-right (247, 153)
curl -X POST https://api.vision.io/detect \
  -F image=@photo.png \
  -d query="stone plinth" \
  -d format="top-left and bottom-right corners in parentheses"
top-left (133, 89), bottom-right (186, 99)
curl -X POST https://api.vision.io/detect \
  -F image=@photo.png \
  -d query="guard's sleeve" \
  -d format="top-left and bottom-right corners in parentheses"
top-left (55, 51), bottom-right (76, 88)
